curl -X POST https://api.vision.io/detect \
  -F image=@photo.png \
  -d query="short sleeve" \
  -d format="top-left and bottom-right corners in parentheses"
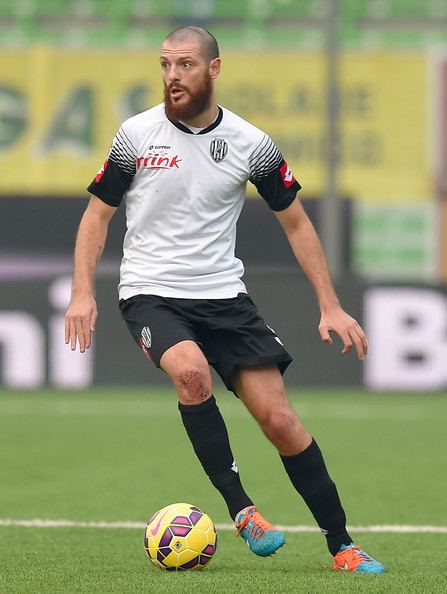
top-left (87, 125), bottom-right (137, 206)
top-left (249, 134), bottom-right (301, 211)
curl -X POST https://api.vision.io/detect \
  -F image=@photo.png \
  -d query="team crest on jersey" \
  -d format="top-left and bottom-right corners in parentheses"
top-left (210, 138), bottom-right (228, 163)
top-left (140, 326), bottom-right (152, 348)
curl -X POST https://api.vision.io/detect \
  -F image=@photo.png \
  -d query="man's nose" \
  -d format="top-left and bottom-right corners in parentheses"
top-left (167, 65), bottom-right (180, 82)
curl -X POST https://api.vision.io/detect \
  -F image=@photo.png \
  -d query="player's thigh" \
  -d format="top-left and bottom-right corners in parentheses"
top-left (198, 293), bottom-right (292, 393)
top-left (120, 294), bottom-right (196, 367)
top-left (161, 340), bottom-right (213, 403)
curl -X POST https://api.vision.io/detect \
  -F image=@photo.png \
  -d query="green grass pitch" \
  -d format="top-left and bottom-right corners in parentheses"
top-left (0, 387), bottom-right (446, 593)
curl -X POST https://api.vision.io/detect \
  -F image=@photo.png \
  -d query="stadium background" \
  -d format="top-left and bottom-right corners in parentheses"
top-left (1, 0), bottom-right (447, 391)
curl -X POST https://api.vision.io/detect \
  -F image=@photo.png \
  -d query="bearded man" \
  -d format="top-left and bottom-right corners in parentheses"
top-left (65, 26), bottom-right (384, 573)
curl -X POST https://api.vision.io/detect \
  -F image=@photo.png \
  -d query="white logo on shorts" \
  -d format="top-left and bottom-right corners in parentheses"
top-left (141, 326), bottom-right (152, 348)
top-left (266, 324), bottom-right (284, 346)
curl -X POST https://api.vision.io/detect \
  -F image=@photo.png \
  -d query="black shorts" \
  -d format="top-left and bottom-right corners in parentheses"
top-left (119, 293), bottom-right (292, 393)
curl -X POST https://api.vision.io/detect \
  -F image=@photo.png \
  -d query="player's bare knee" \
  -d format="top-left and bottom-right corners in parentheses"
top-left (263, 407), bottom-right (297, 441)
top-left (174, 365), bottom-right (212, 404)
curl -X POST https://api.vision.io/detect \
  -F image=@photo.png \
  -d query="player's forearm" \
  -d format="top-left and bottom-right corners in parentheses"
top-left (71, 212), bottom-right (108, 297)
top-left (286, 218), bottom-right (341, 312)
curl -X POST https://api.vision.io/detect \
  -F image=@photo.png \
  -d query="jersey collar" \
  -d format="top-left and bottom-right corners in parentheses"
top-left (166, 106), bottom-right (223, 135)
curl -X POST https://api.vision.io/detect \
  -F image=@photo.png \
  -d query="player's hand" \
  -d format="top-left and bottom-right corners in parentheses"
top-left (318, 307), bottom-right (368, 360)
top-left (64, 293), bottom-right (98, 353)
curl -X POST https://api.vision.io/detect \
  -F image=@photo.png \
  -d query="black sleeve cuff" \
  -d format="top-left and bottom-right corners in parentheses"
top-left (86, 158), bottom-right (134, 207)
top-left (269, 183), bottom-right (301, 211)
top-left (86, 181), bottom-right (123, 207)
top-left (251, 164), bottom-right (302, 211)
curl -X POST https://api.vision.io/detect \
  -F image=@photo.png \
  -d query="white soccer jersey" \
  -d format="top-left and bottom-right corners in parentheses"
top-left (88, 103), bottom-right (301, 299)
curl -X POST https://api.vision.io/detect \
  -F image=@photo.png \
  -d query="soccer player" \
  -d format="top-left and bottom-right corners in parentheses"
top-left (65, 26), bottom-right (384, 573)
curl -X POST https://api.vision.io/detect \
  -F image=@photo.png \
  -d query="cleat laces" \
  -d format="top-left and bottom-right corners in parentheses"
top-left (235, 506), bottom-right (285, 557)
top-left (236, 509), bottom-right (274, 540)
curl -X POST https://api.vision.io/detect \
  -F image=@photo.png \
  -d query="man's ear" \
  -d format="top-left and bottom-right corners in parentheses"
top-left (209, 57), bottom-right (221, 80)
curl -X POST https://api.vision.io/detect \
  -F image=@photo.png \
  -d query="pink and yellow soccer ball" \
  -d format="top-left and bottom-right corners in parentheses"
top-left (144, 502), bottom-right (218, 571)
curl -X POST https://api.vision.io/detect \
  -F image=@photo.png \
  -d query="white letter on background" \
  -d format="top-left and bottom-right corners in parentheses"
top-left (364, 288), bottom-right (447, 390)
top-left (0, 312), bottom-right (45, 388)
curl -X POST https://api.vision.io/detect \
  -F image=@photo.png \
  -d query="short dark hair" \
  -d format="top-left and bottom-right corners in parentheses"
top-left (165, 26), bottom-right (220, 62)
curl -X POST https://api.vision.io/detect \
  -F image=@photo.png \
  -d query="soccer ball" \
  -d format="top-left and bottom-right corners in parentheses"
top-left (144, 502), bottom-right (218, 571)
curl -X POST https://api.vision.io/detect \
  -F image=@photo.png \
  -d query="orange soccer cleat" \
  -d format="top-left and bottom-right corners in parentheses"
top-left (235, 506), bottom-right (285, 557)
top-left (333, 543), bottom-right (385, 573)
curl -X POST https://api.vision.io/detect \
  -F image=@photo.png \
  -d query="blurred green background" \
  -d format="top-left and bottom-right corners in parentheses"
top-left (1, 0), bottom-right (447, 49)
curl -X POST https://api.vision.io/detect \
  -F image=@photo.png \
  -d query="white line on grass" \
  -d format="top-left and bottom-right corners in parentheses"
top-left (0, 519), bottom-right (446, 533)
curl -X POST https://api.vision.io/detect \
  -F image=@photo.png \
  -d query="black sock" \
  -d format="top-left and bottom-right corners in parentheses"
top-left (280, 439), bottom-right (352, 555)
top-left (178, 396), bottom-right (253, 520)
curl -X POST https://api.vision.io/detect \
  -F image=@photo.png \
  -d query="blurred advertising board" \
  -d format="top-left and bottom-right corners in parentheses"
top-left (0, 272), bottom-right (446, 391)
top-left (0, 48), bottom-right (431, 201)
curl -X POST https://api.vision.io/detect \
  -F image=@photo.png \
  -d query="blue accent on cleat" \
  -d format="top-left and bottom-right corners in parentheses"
top-left (235, 506), bottom-right (285, 557)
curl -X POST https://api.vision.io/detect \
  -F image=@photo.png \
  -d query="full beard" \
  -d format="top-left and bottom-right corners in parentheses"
top-left (164, 74), bottom-right (213, 122)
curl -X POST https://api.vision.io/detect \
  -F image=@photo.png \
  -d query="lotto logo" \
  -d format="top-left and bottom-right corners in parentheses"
top-left (279, 162), bottom-right (296, 189)
top-left (95, 161), bottom-right (108, 182)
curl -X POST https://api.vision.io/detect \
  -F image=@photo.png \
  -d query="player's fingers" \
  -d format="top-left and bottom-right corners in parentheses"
top-left (84, 329), bottom-right (91, 350)
top-left (349, 330), bottom-right (365, 360)
top-left (74, 318), bottom-right (86, 353)
top-left (358, 323), bottom-right (369, 356)
top-left (84, 312), bottom-right (96, 349)
top-left (362, 333), bottom-right (369, 356)
top-left (64, 316), bottom-right (70, 344)
top-left (351, 325), bottom-right (368, 359)
top-left (340, 332), bottom-right (353, 355)
top-left (319, 325), bottom-right (333, 345)
top-left (90, 309), bottom-right (98, 333)
top-left (68, 318), bottom-right (78, 351)
top-left (79, 314), bottom-right (91, 350)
